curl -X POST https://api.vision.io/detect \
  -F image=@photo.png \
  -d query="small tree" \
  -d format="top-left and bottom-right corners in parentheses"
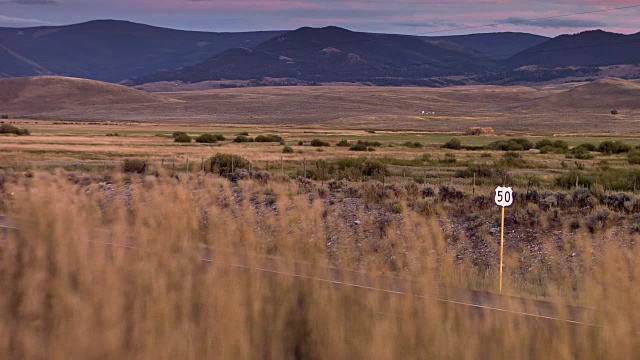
top-left (282, 145), bottom-right (294, 154)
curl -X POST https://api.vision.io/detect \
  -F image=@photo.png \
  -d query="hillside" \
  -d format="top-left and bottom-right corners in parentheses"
top-left (0, 76), bottom-right (172, 114)
top-left (516, 78), bottom-right (640, 111)
top-left (0, 20), bottom-right (284, 82)
top-left (129, 26), bottom-right (497, 85)
top-left (507, 30), bottom-right (640, 68)
top-left (428, 32), bottom-right (549, 59)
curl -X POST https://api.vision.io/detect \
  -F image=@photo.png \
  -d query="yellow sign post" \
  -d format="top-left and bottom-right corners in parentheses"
top-left (494, 186), bottom-right (513, 294)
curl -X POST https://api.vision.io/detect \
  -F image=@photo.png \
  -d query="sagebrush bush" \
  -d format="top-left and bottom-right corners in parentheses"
top-left (255, 134), bottom-right (284, 143)
top-left (282, 145), bottom-right (294, 154)
top-left (442, 138), bottom-right (462, 150)
top-left (0, 123), bottom-right (30, 136)
top-left (233, 135), bottom-right (253, 143)
top-left (208, 153), bottom-right (250, 175)
top-left (598, 140), bottom-right (630, 155)
top-left (122, 159), bottom-right (147, 173)
top-left (310, 139), bottom-right (330, 147)
top-left (196, 134), bottom-right (218, 143)
top-left (174, 133), bottom-right (192, 143)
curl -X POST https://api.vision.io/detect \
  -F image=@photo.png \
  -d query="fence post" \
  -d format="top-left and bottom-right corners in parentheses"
top-left (201, 157), bottom-right (204, 172)
top-left (473, 172), bottom-right (476, 194)
top-left (186, 158), bottom-right (189, 173)
top-left (576, 175), bottom-right (579, 189)
top-left (231, 158), bottom-right (234, 173)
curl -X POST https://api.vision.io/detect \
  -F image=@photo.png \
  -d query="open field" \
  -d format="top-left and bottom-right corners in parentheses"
top-left (2, 120), bottom-right (639, 190)
top-left (3, 76), bottom-right (640, 134)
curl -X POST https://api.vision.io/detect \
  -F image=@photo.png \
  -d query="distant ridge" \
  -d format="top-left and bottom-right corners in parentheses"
top-left (428, 32), bottom-right (549, 59)
top-left (129, 26), bottom-right (496, 86)
top-left (0, 76), bottom-right (172, 113)
top-left (518, 77), bottom-right (640, 110)
top-left (0, 20), bottom-right (284, 82)
top-left (507, 30), bottom-right (640, 67)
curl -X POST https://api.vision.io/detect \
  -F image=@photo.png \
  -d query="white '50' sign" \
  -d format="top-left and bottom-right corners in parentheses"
top-left (494, 186), bottom-right (514, 207)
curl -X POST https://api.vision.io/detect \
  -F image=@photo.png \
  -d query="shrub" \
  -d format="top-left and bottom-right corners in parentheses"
top-left (122, 159), bottom-right (147, 174)
top-left (0, 123), bottom-right (30, 136)
top-left (310, 139), bottom-right (330, 147)
top-left (172, 131), bottom-right (187, 139)
top-left (350, 143), bottom-right (368, 151)
top-left (298, 141), bottom-right (304, 146)
top-left (628, 150), bottom-right (640, 165)
top-left (282, 146), bottom-right (294, 154)
top-left (578, 143), bottom-right (597, 151)
top-left (611, 110), bottom-right (619, 115)
top-left (439, 185), bottom-right (465, 202)
top-left (208, 154), bottom-right (250, 176)
top-left (455, 164), bottom-right (494, 178)
top-left (442, 138), bottom-right (462, 150)
top-left (510, 138), bottom-right (534, 150)
top-left (106, 132), bottom-right (120, 137)
top-left (254, 134), bottom-right (283, 143)
top-left (535, 139), bottom-right (554, 149)
top-left (236, 132), bottom-right (249, 136)
top-left (497, 151), bottom-right (528, 168)
top-left (0, 115), bottom-right (8, 119)
top-left (337, 139), bottom-right (350, 147)
top-left (196, 134), bottom-right (219, 143)
top-left (569, 146), bottom-right (594, 160)
top-left (484, 140), bottom-right (524, 151)
top-left (360, 159), bottom-right (388, 177)
top-left (540, 145), bottom-right (567, 154)
top-left (555, 171), bottom-right (593, 189)
top-left (356, 140), bottom-right (382, 147)
top-left (552, 140), bottom-right (569, 150)
top-left (174, 134), bottom-right (192, 143)
top-left (598, 140), bottom-right (631, 155)
top-left (404, 141), bottom-right (423, 149)
top-left (233, 135), bottom-right (253, 143)
top-left (391, 202), bottom-right (403, 214)
top-left (214, 134), bottom-right (226, 141)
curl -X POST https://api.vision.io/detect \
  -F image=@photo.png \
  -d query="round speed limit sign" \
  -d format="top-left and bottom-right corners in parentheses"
top-left (494, 186), bottom-right (514, 207)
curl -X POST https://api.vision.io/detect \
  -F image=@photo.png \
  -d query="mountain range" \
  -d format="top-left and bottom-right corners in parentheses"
top-left (1, 20), bottom-right (639, 86)
top-left (0, 20), bottom-right (283, 82)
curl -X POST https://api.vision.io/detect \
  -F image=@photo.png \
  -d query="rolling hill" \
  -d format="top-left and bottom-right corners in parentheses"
top-left (0, 20), bottom-right (284, 82)
top-left (428, 32), bottom-right (549, 59)
top-left (517, 77), bottom-right (640, 111)
top-left (0, 76), bottom-right (173, 113)
top-left (507, 30), bottom-right (640, 68)
top-left (129, 26), bottom-right (497, 85)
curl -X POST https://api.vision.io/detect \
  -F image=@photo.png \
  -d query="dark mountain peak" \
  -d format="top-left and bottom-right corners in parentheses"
top-left (508, 29), bottom-right (640, 67)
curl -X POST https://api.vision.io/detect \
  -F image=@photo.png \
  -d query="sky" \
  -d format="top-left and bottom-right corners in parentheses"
top-left (0, 0), bottom-right (638, 36)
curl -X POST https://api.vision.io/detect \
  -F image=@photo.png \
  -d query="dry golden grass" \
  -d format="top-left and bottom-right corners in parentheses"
top-left (0, 171), bottom-right (639, 358)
